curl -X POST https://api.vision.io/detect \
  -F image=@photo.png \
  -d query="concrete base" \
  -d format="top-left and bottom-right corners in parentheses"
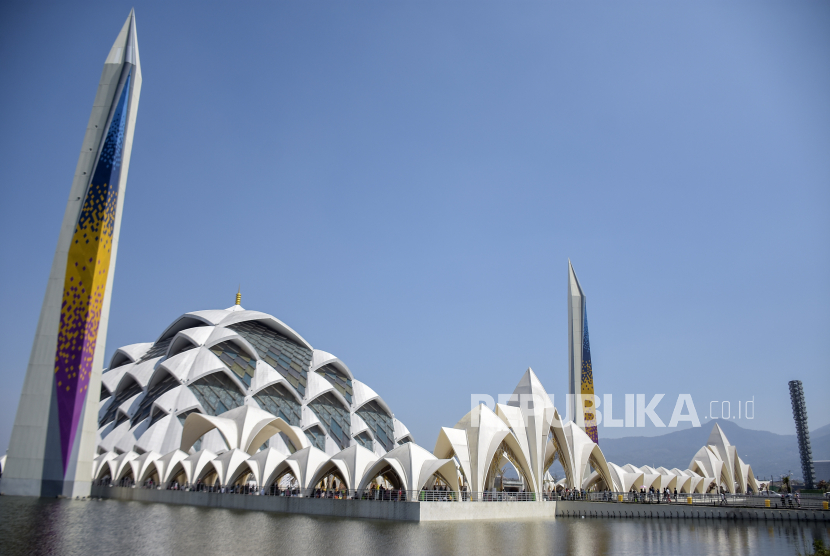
top-left (420, 500), bottom-right (557, 521)
top-left (557, 501), bottom-right (830, 522)
top-left (0, 477), bottom-right (91, 499)
top-left (90, 486), bottom-right (558, 522)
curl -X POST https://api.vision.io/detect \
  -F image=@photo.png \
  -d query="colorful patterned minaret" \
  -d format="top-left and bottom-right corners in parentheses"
top-left (567, 260), bottom-right (598, 443)
top-left (4, 11), bottom-right (142, 497)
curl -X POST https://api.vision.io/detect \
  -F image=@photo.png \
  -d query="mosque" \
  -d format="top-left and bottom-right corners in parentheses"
top-left (0, 10), bottom-right (758, 504)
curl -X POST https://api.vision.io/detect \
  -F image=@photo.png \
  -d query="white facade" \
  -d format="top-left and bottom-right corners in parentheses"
top-left (91, 358), bottom-right (760, 497)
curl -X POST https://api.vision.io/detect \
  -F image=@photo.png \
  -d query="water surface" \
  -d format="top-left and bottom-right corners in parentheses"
top-left (0, 496), bottom-right (827, 556)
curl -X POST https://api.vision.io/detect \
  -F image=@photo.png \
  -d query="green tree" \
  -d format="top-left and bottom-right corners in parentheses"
top-left (801, 539), bottom-right (830, 556)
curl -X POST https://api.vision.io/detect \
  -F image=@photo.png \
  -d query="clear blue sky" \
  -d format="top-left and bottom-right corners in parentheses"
top-left (1, 1), bottom-right (828, 454)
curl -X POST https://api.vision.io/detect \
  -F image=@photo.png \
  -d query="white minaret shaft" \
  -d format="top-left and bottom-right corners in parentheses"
top-left (3, 11), bottom-right (141, 498)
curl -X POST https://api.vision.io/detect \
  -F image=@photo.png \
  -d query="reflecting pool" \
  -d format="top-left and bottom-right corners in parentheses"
top-left (0, 496), bottom-right (827, 556)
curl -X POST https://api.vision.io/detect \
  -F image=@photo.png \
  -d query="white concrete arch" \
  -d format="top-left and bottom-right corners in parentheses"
top-left (307, 444), bottom-right (378, 491)
top-left (113, 421), bottom-right (146, 456)
top-left (158, 348), bottom-right (200, 383)
top-left (131, 451), bottom-right (161, 484)
top-left (184, 352), bottom-right (249, 397)
top-left (247, 447), bottom-right (288, 487)
top-left (434, 427), bottom-right (472, 488)
top-left (305, 379), bottom-right (351, 413)
top-left (97, 419), bottom-right (133, 453)
top-left (112, 451), bottom-right (139, 481)
top-left (352, 380), bottom-right (393, 415)
top-left (185, 449), bottom-right (219, 485)
top-left (122, 357), bottom-right (160, 389)
top-left (166, 334), bottom-right (200, 360)
top-left (357, 442), bottom-right (458, 493)
top-left (249, 363), bottom-right (303, 404)
top-left (305, 371), bottom-right (336, 404)
top-left (101, 364), bottom-right (134, 400)
top-left (669, 469), bottom-right (693, 493)
top-left (393, 418), bottom-right (412, 445)
top-left (108, 343), bottom-right (151, 370)
top-left (350, 413), bottom-right (370, 438)
top-left (180, 405), bottom-right (309, 455)
top-left (138, 460), bottom-right (160, 484)
top-left (156, 314), bottom-right (214, 344)
top-left (211, 449), bottom-right (251, 485)
top-left (186, 310), bottom-right (233, 326)
top-left (142, 365), bottom-right (182, 394)
top-left (156, 449), bottom-right (190, 484)
top-left (502, 368), bottom-right (557, 494)
top-left (450, 404), bottom-right (513, 493)
top-left (93, 452), bottom-right (117, 479)
top-left (269, 446), bottom-right (330, 489)
top-left (204, 330), bottom-right (259, 363)
top-left (310, 351), bottom-right (354, 381)
top-left (306, 457), bottom-right (351, 490)
top-left (607, 462), bottom-right (643, 492)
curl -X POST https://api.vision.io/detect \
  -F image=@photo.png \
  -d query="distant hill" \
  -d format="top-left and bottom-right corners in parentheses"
top-left (811, 423), bottom-right (830, 440)
top-left (595, 420), bottom-right (829, 481)
top-left (810, 423), bottom-right (830, 464)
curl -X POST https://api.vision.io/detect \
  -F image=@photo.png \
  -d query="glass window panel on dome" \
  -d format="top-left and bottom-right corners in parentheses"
top-left (355, 431), bottom-right (373, 450)
top-left (138, 338), bottom-right (173, 363)
top-left (115, 411), bottom-right (130, 428)
top-left (304, 425), bottom-right (326, 451)
top-left (226, 321), bottom-right (311, 397)
top-left (176, 409), bottom-right (200, 427)
top-left (188, 372), bottom-right (245, 416)
top-left (148, 408), bottom-right (167, 427)
top-left (314, 364), bottom-right (353, 404)
top-left (356, 401), bottom-right (395, 452)
top-left (100, 385), bottom-right (111, 402)
top-left (209, 341), bottom-right (256, 386)
top-left (99, 378), bottom-right (143, 427)
top-left (307, 393), bottom-right (351, 451)
top-left (252, 384), bottom-right (301, 427)
top-left (131, 373), bottom-right (179, 427)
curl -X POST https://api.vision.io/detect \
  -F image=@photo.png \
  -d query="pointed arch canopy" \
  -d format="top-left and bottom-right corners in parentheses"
top-left (180, 405), bottom-right (309, 455)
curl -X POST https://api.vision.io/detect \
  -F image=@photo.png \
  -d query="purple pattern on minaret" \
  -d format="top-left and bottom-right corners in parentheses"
top-left (54, 73), bottom-right (129, 473)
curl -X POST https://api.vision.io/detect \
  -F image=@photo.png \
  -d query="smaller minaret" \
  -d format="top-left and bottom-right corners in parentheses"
top-left (568, 260), bottom-right (598, 443)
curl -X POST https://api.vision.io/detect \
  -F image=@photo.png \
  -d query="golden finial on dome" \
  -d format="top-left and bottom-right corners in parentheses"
top-left (235, 285), bottom-right (241, 306)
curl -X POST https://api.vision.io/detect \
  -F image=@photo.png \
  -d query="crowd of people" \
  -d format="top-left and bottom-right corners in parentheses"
top-left (625, 485), bottom-right (679, 503)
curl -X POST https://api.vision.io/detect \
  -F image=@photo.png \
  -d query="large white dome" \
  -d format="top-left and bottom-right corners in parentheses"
top-left (97, 304), bottom-right (413, 459)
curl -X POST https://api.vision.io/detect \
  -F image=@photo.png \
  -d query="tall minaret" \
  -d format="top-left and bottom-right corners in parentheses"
top-left (3, 11), bottom-right (142, 498)
top-left (567, 260), bottom-right (598, 442)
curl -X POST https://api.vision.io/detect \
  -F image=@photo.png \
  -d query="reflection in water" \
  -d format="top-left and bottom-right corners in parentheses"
top-left (0, 496), bottom-right (827, 556)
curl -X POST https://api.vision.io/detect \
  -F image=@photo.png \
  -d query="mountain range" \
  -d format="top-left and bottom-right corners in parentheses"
top-left (591, 420), bottom-right (830, 481)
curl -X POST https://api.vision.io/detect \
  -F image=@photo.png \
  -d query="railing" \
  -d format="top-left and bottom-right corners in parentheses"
top-left (569, 491), bottom-right (830, 511)
top-left (94, 481), bottom-right (545, 502)
top-left (93, 480), bottom-right (828, 510)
